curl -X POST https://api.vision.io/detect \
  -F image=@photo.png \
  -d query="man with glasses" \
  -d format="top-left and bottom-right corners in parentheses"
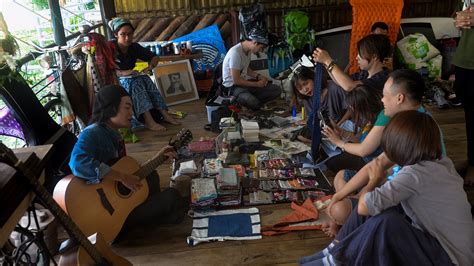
top-left (222, 27), bottom-right (281, 110)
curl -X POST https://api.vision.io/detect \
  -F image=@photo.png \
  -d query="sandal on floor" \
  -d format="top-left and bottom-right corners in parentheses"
top-left (204, 124), bottom-right (212, 131)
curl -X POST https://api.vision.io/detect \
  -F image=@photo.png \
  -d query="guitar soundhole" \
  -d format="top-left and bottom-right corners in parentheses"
top-left (116, 182), bottom-right (132, 198)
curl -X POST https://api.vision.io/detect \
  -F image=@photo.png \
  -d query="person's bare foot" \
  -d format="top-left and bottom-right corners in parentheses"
top-left (147, 123), bottom-right (167, 132)
top-left (321, 221), bottom-right (340, 238)
top-left (161, 111), bottom-right (181, 125)
top-left (464, 166), bottom-right (474, 186)
top-left (164, 117), bottom-right (181, 125)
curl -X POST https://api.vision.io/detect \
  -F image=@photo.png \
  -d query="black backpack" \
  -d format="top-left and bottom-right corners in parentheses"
top-left (211, 106), bottom-right (236, 133)
top-left (239, 2), bottom-right (266, 40)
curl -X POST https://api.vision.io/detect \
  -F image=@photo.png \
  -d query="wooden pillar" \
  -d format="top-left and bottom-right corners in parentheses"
top-left (99, 0), bottom-right (117, 40)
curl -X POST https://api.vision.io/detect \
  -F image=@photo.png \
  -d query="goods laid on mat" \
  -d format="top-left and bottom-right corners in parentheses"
top-left (177, 120), bottom-right (334, 212)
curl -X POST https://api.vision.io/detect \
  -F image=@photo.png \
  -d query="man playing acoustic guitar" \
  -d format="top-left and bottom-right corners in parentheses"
top-left (67, 84), bottom-right (185, 241)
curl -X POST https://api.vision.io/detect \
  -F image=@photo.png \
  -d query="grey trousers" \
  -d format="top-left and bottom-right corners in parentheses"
top-left (232, 83), bottom-right (281, 110)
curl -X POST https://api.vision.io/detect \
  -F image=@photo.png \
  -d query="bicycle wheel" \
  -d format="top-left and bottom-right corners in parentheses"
top-left (44, 98), bottom-right (80, 135)
top-left (1, 226), bottom-right (51, 265)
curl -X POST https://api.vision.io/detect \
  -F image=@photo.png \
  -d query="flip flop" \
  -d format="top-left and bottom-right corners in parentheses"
top-left (204, 124), bottom-right (212, 131)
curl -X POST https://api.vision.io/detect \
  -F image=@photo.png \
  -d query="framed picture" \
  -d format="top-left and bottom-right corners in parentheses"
top-left (152, 60), bottom-right (199, 106)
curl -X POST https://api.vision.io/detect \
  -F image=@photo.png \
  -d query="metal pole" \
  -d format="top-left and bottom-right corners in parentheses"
top-left (48, 0), bottom-right (66, 46)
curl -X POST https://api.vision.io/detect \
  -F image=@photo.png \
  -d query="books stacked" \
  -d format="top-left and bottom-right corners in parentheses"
top-left (216, 168), bottom-right (241, 206)
top-left (241, 119), bottom-right (260, 142)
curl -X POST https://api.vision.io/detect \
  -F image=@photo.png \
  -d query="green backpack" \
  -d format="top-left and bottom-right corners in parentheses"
top-left (284, 11), bottom-right (314, 53)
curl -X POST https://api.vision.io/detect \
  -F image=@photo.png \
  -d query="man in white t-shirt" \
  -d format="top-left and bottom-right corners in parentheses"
top-left (222, 28), bottom-right (281, 110)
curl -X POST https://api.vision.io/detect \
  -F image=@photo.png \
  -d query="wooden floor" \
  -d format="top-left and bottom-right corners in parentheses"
top-left (110, 98), bottom-right (473, 265)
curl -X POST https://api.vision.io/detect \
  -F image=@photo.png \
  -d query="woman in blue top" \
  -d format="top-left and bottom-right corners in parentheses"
top-left (108, 17), bottom-right (180, 131)
top-left (68, 84), bottom-right (184, 239)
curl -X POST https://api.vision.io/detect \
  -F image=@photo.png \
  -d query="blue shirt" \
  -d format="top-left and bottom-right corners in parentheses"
top-left (69, 123), bottom-right (124, 184)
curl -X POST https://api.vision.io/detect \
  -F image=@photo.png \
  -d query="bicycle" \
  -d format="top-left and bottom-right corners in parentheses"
top-left (17, 26), bottom-right (98, 137)
top-left (0, 203), bottom-right (57, 265)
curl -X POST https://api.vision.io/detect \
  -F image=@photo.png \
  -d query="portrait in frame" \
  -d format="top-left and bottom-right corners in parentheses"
top-left (153, 60), bottom-right (199, 106)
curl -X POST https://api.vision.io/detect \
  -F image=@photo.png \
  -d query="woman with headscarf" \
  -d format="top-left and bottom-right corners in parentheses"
top-left (108, 17), bottom-right (180, 131)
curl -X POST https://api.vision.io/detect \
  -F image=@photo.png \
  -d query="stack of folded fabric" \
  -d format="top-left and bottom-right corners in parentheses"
top-left (216, 168), bottom-right (241, 206)
top-left (241, 119), bottom-right (260, 142)
top-left (191, 178), bottom-right (218, 210)
top-left (203, 158), bottom-right (223, 176)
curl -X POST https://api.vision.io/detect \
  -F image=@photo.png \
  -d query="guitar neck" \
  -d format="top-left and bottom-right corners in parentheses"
top-left (134, 152), bottom-right (170, 180)
top-left (134, 130), bottom-right (192, 180)
top-left (15, 157), bottom-right (108, 265)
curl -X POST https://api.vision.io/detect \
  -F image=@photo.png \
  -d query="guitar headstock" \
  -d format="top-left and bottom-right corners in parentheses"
top-left (0, 142), bottom-right (19, 167)
top-left (170, 129), bottom-right (193, 150)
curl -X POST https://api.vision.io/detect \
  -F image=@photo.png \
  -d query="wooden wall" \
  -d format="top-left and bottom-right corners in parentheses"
top-left (115, 0), bottom-right (459, 35)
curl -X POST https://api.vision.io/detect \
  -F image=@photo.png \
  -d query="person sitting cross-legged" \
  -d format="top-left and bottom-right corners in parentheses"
top-left (67, 85), bottom-right (186, 241)
top-left (320, 69), bottom-right (441, 238)
top-left (300, 111), bottom-right (473, 266)
top-left (221, 27), bottom-right (281, 110)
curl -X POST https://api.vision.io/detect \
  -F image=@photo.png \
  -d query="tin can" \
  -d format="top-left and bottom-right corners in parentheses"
top-left (186, 40), bottom-right (193, 51)
top-left (173, 43), bottom-right (180, 55)
top-left (155, 43), bottom-right (161, 56)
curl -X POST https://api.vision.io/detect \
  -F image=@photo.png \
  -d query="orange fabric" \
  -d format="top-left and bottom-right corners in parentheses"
top-left (348, 0), bottom-right (404, 74)
top-left (261, 195), bottom-right (333, 236)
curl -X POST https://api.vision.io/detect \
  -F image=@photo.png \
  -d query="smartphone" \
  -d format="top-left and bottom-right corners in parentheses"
top-left (318, 108), bottom-right (331, 128)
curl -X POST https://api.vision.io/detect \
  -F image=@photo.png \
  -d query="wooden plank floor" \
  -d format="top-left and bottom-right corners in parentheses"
top-left (112, 98), bottom-right (472, 265)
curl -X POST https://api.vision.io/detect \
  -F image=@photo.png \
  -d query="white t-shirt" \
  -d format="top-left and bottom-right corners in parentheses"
top-left (222, 43), bottom-right (251, 87)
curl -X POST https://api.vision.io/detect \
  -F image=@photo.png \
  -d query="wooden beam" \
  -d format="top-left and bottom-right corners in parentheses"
top-left (99, 0), bottom-right (117, 39)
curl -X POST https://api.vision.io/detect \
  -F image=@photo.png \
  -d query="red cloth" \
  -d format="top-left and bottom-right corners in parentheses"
top-left (261, 195), bottom-right (332, 236)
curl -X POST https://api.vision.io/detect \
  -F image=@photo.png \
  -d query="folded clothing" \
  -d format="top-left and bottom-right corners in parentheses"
top-left (187, 208), bottom-right (262, 246)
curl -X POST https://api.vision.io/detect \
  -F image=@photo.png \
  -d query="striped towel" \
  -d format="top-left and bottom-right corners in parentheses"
top-left (187, 208), bottom-right (262, 246)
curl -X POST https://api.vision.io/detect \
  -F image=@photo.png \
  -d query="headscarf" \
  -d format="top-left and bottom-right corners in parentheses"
top-left (89, 85), bottom-right (129, 124)
top-left (108, 17), bottom-right (134, 33)
top-left (248, 27), bottom-right (269, 45)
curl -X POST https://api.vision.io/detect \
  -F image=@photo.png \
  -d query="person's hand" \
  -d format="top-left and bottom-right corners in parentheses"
top-left (312, 48), bottom-right (333, 66)
top-left (368, 157), bottom-right (386, 185)
top-left (454, 6), bottom-right (474, 29)
top-left (120, 173), bottom-right (143, 192)
top-left (117, 69), bottom-right (139, 77)
top-left (258, 75), bottom-right (268, 83)
top-left (159, 145), bottom-right (177, 163)
top-left (322, 125), bottom-right (344, 147)
top-left (256, 78), bottom-right (268, 88)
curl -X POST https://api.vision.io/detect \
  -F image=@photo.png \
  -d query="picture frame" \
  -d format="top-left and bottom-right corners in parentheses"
top-left (152, 60), bottom-right (199, 106)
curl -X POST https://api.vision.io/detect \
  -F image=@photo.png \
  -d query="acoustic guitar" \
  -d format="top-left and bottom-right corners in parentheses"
top-left (53, 129), bottom-right (193, 242)
top-left (0, 143), bottom-right (131, 265)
